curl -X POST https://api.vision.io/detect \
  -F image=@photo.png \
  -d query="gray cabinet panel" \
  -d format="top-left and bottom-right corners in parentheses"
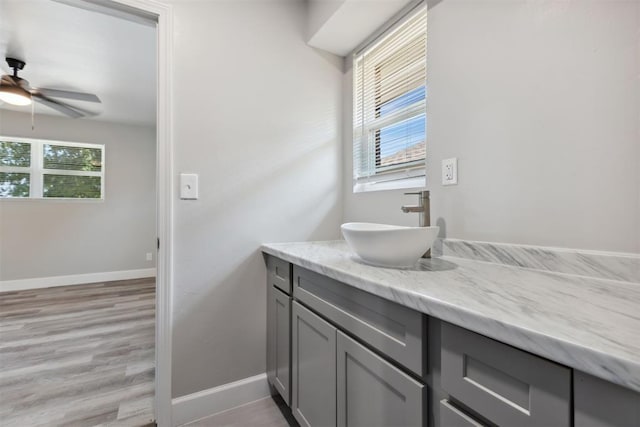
top-left (267, 285), bottom-right (291, 405)
top-left (292, 301), bottom-right (337, 427)
top-left (439, 400), bottom-right (485, 427)
top-left (293, 265), bottom-right (426, 376)
top-left (574, 370), bottom-right (640, 427)
top-left (441, 322), bottom-right (571, 427)
top-left (336, 331), bottom-right (425, 427)
top-left (427, 318), bottom-right (448, 427)
top-left (268, 255), bottom-right (292, 294)
top-left (267, 284), bottom-right (275, 388)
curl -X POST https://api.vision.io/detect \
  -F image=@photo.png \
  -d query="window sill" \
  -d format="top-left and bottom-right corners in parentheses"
top-left (0, 197), bottom-right (105, 203)
top-left (353, 175), bottom-right (425, 193)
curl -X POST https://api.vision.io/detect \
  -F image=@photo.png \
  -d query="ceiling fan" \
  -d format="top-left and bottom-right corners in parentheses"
top-left (0, 57), bottom-right (101, 118)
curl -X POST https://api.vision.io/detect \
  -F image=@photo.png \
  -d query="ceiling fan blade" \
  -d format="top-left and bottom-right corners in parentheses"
top-left (32, 94), bottom-right (85, 118)
top-left (33, 88), bottom-right (101, 103)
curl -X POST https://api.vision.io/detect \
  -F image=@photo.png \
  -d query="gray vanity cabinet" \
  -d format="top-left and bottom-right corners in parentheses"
top-left (337, 331), bottom-right (425, 427)
top-left (266, 254), bottom-right (637, 427)
top-left (292, 301), bottom-right (337, 427)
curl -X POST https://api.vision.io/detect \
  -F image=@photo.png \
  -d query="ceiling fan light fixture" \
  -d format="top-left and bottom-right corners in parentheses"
top-left (0, 84), bottom-right (32, 106)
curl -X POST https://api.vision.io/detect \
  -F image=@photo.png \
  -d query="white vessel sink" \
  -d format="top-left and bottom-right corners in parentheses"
top-left (341, 222), bottom-right (440, 268)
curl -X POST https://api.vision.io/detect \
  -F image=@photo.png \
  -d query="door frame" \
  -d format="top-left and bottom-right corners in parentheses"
top-left (104, 0), bottom-right (174, 425)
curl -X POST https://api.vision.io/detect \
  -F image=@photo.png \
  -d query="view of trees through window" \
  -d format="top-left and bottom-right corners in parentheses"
top-left (0, 172), bottom-right (30, 197)
top-left (0, 141), bottom-right (31, 197)
top-left (44, 144), bottom-right (102, 171)
top-left (0, 139), bottom-right (104, 199)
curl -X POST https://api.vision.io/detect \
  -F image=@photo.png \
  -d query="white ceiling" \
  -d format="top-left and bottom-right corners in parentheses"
top-left (0, 0), bottom-right (156, 126)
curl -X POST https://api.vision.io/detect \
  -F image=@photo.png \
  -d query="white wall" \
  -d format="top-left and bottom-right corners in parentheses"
top-left (344, 0), bottom-right (640, 253)
top-left (164, 0), bottom-right (343, 397)
top-left (0, 110), bottom-right (156, 280)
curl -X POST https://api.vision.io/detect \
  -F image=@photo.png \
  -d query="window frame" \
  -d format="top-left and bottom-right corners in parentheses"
top-left (352, 2), bottom-right (427, 193)
top-left (0, 136), bottom-right (106, 201)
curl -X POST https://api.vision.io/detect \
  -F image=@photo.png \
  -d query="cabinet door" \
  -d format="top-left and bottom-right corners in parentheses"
top-left (336, 331), bottom-right (425, 427)
top-left (267, 285), bottom-right (291, 405)
top-left (292, 301), bottom-right (337, 427)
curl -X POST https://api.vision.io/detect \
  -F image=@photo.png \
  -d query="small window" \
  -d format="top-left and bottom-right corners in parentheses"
top-left (0, 137), bottom-right (105, 199)
top-left (353, 5), bottom-right (427, 192)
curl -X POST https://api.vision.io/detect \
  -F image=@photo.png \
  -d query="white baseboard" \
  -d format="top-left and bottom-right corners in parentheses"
top-left (172, 373), bottom-right (270, 427)
top-left (0, 268), bottom-right (157, 292)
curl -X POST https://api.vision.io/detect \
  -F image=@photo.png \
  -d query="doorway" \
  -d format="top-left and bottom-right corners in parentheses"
top-left (0, 0), bottom-right (172, 424)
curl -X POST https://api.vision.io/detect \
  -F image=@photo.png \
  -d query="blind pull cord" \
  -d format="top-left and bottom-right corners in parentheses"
top-left (31, 100), bottom-right (36, 131)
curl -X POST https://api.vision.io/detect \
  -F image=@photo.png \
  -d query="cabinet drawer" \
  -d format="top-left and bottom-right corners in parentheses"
top-left (293, 265), bottom-right (426, 376)
top-left (337, 331), bottom-right (425, 427)
top-left (441, 322), bottom-right (571, 427)
top-left (267, 255), bottom-right (291, 294)
top-left (440, 400), bottom-right (485, 427)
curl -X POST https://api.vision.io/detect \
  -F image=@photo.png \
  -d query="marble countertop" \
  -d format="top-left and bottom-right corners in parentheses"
top-left (262, 240), bottom-right (640, 393)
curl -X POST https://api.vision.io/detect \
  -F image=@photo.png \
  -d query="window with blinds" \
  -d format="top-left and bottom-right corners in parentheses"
top-left (0, 137), bottom-right (104, 199)
top-left (353, 5), bottom-right (426, 191)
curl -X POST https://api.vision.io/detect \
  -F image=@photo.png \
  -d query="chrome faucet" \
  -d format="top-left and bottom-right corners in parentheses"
top-left (401, 190), bottom-right (431, 227)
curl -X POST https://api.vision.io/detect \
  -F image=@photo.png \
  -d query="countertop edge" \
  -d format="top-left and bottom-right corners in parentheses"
top-left (261, 244), bottom-right (640, 393)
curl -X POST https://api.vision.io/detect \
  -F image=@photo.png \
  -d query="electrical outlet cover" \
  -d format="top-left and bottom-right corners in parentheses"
top-left (442, 158), bottom-right (458, 185)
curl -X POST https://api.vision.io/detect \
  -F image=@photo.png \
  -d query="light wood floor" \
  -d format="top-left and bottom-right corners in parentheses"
top-left (0, 278), bottom-right (156, 427)
top-left (184, 396), bottom-right (294, 427)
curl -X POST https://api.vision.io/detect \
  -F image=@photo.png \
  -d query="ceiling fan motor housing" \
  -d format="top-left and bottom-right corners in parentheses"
top-left (6, 57), bottom-right (26, 74)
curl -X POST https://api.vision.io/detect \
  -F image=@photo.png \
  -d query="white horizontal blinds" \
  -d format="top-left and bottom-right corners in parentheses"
top-left (353, 5), bottom-right (427, 183)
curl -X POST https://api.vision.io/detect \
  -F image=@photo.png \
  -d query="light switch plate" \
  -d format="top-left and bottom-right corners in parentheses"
top-left (442, 158), bottom-right (458, 185)
top-left (180, 173), bottom-right (198, 199)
